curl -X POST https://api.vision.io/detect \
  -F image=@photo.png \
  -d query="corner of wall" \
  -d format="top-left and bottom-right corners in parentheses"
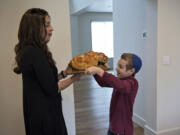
top-left (133, 113), bottom-right (146, 128)
top-left (144, 125), bottom-right (157, 135)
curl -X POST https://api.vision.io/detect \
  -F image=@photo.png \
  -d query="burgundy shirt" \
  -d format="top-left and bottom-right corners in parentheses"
top-left (94, 72), bottom-right (138, 135)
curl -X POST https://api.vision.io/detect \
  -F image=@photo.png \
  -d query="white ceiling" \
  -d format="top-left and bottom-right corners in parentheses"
top-left (87, 0), bottom-right (112, 12)
top-left (70, 0), bottom-right (112, 15)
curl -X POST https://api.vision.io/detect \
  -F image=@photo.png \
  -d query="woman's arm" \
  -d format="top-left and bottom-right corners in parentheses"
top-left (58, 70), bottom-right (67, 80)
top-left (58, 65), bottom-right (72, 80)
top-left (58, 74), bottom-right (81, 92)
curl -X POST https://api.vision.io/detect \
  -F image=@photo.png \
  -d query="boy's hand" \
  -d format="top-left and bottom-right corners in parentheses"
top-left (85, 66), bottom-right (99, 75)
top-left (85, 66), bottom-right (104, 77)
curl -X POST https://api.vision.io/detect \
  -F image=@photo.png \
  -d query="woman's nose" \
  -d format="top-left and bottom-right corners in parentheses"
top-left (50, 26), bottom-right (54, 31)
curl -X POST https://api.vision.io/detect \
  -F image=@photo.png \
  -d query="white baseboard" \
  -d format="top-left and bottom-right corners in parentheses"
top-left (133, 114), bottom-right (180, 135)
top-left (133, 113), bottom-right (146, 128)
top-left (144, 125), bottom-right (157, 135)
top-left (144, 125), bottom-right (180, 135)
top-left (157, 127), bottom-right (180, 135)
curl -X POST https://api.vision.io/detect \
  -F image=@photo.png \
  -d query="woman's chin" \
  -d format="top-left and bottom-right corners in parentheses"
top-left (45, 39), bottom-right (50, 43)
top-left (45, 36), bottom-right (52, 43)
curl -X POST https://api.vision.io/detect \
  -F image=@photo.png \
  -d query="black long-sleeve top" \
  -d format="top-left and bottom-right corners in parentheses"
top-left (20, 46), bottom-right (67, 135)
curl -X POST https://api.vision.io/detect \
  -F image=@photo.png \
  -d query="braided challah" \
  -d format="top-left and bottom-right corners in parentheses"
top-left (70, 51), bottom-right (109, 71)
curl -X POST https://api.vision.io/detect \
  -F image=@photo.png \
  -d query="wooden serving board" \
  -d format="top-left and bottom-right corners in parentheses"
top-left (67, 64), bottom-right (111, 75)
top-left (98, 64), bottom-right (111, 71)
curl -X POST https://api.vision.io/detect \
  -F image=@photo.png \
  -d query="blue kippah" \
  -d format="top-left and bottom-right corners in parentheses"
top-left (132, 54), bottom-right (142, 73)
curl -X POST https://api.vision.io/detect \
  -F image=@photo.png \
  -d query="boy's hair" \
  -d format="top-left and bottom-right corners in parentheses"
top-left (121, 53), bottom-right (142, 74)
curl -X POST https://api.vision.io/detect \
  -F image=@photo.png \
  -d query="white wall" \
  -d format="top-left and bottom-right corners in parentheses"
top-left (113, 0), bottom-right (147, 128)
top-left (70, 15), bottom-right (80, 57)
top-left (0, 0), bottom-right (76, 135)
top-left (157, 0), bottom-right (180, 134)
top-left (144, 0), bottom-right (158, 133)
top-left (114, 0), bottom-right (180, 135)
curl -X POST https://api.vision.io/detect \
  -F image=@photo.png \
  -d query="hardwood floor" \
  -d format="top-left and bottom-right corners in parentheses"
top-left (73, 71), bottom-right (144, 135)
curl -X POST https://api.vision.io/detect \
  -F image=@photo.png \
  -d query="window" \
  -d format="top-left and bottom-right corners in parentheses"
top-left (91, 21), bottom-right (114, 58)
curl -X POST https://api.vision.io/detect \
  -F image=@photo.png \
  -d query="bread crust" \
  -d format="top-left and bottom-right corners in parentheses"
top-left (70, 51), bottom-right (108, 71)
top-left (85, 51), bottom-right (108, 63)
top-left (71, 54), bottom-right (98, 70)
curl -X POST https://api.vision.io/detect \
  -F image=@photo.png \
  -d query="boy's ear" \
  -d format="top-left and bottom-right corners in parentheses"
top-left (128, 68), bottom-right (135, 75)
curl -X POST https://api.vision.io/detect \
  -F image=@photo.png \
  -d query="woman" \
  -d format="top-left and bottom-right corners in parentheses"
top-left (14, 8), bottom-right (80, 135)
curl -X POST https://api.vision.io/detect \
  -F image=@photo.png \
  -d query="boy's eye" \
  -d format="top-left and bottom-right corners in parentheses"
top-left (118, 64), bottom-right (123, 68)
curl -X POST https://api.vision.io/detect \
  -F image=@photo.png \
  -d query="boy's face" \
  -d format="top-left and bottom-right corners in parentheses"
top-left (116, 58), bottom-right (135, 79)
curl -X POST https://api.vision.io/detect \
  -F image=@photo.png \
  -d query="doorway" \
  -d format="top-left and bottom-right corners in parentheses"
top-left (69, 0), bottom-right (144, 134)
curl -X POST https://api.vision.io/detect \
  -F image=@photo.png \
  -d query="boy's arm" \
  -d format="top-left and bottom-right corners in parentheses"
top-left (93, 74), bottom-right (111, 87)
top-left (86, 66), bottom-right (136, 93)
top-left (101, 72), bottom-right (136, 94)
top-left (85, 66), bottom-right (111, 87)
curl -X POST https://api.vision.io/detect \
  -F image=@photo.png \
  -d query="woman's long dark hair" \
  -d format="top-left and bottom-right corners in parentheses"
top-left (14, 8), bottom-right (56, 74)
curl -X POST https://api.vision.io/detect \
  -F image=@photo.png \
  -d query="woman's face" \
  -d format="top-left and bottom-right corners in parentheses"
top-left (45, 16), bottom-right (54, 43)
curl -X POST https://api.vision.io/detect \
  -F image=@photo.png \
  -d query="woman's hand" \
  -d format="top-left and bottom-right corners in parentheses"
top-left (58, 73), bottom-right (83, 92)
top-left (64, 64), bottom-right (72, 76)
top-left (58, 64), bottom-right (72, 80)
top-left (71, 73), bottom-right (83, 82)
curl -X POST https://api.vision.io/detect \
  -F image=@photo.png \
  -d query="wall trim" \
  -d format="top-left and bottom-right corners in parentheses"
top-left (144, 125), bottom-right (180, 135)
top-left (144, 125), bottom-right (156, 135)
top-left (133, 113), bottom-right (146, 128)
top-left (157, 127), bottom-right (180, 135)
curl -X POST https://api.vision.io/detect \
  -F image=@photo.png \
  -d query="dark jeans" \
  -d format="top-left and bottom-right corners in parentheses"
top-left (107, 129), bottom-right (125, 135)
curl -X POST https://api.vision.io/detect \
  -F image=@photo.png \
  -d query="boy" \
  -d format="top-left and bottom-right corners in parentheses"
top-left (85, 53), bottom-right (142, 135)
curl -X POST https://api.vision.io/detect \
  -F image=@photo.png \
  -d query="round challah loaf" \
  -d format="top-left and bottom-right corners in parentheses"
top-left (85, 51), bottom-right (108, 64)
top-left (71, 54), bottom-right (98, 70)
